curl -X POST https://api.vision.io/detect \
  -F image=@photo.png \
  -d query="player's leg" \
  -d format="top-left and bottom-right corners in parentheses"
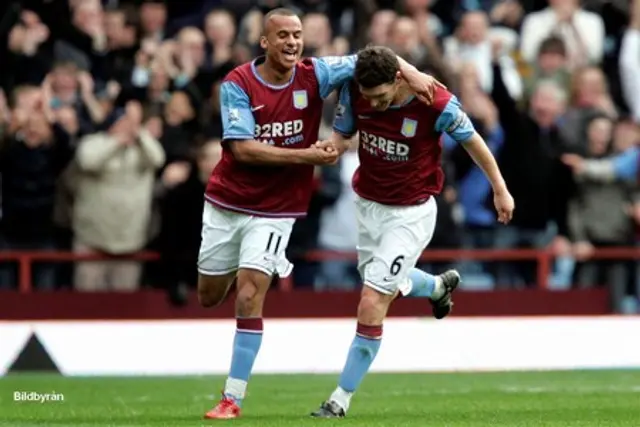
top-left (311, 198), bottom-right (395, 418)
top-left (206, 216), bottom-right (294, 419)
top-left (397, 198), bottom-right (461, 319)
top-left (196, 203), bottom-right (241, 308)
top-left (311, 198), bottom-right (459, 417)
top-left (311, 284), bottom-right (394, 418)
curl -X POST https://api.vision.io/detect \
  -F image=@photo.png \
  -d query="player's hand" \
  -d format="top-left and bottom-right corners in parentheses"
top-left (303, 145), bottom-right (339, 165)
top-left (400, 72), bottom-right (446, 105)
top-left (314, 140), bottom-right (337, 153)
top-left (493, 189), bottom-right (514, 224)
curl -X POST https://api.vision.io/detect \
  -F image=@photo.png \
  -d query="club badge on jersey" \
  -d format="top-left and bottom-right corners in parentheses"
top-left (401, 118), bottom-right (418, 138)
top-left (293, 90), bottom-right (308, 110)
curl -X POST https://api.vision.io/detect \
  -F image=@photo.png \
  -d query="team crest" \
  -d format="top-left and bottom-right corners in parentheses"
top-left (401, 118), bottom-right (418, 137)
top-left (293, 90), bottom-right (308, 109)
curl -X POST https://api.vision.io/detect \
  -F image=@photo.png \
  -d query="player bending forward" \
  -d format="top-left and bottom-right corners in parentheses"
top-left (310, 46), bottom-right (515, 418)
top-left (198, 8), bottom-right (441, 420)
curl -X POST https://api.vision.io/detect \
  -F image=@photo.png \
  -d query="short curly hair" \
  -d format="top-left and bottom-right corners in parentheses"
top-left (355, 46), bottom-right (399, 89)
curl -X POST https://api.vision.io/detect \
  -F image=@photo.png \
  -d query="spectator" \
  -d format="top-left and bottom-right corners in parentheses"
top-left (444, 11), bottom-right (522, 99)
top-left (560, 66), bottom-right (618, 149)
top-left (0, 86), bottom-right (75, 289)
top-left (42, 63), bottom-right (107, 135)
top-left (366, 10), bottom-right (397, 47)
top-left (138, 0), bottom-right (167, 44)
top-left (5, 10), bottom-right (52, 88)
top-left (72, 101), bottom-right (165, 291)
top-left (567, 115), bottom-right (637, 312)
top-left (520, 0), bottom-right (605, 69)
top-left (203, 10), bottom-right (237, 72)
top-left (522, 36), bottom-right (572, 104)
top-left (491, 59), bottom-right (574, 288)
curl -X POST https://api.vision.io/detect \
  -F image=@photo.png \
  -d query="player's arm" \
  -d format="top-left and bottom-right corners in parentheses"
top-left (220, 81), bottom-right (335, 166)
top-left (313, 55), bottom-right (441, 104)
top-left (435, 95), bottom-right (514, 223)
top-left (320, 83), bottom-right (357, 155)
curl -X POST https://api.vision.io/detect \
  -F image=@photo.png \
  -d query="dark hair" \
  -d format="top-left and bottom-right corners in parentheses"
top-left (538, 36), bottom-right (566, 57)
top-left (355, 46), bottom-right (399, 89)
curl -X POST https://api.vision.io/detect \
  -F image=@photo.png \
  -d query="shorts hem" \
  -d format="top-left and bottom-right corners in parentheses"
top-left (363, 281), bottom-right (396, 295)
top-left (238, 263), bottom-right (275, 277)
top-left (198, 266), bottom-right (238, 276)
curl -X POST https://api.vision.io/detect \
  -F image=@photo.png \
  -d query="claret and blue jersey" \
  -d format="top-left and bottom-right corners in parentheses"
top-left (333, 82), bottom-right (477, 206)
top-left (205, 55), bottom-right (357, 218)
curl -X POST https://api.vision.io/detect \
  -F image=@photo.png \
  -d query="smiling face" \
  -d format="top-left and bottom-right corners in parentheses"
top-left (260, 12), bottom-right (303, 73)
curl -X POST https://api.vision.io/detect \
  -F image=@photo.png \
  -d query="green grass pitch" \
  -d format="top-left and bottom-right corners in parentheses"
top-left (1, 370), bottom-right (639, 426)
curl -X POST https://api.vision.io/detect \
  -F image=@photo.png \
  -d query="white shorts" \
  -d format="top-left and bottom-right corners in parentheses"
top-left (198, 202), bottom-right (295, 277)
top-left (356, 196), bottom-right (437, 296)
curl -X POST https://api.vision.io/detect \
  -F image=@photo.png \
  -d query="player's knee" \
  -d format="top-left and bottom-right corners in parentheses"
top-left (235, 270), bottom-right (271, 316)
top-left (357, 286), bottom-right (392, 325)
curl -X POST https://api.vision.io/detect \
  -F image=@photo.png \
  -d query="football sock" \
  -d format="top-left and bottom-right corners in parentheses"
top-left (331, 323), bottom-right (383, 412)
top-left (224, 317), bottom-right (263, 406)
top-left (406, 268), bottom-right (445, 300)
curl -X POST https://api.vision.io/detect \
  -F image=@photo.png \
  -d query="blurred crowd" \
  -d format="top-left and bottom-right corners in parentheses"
top-left (0, 0), bottom-right (638, 310)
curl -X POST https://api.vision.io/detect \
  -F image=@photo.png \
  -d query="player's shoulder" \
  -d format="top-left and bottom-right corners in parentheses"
top-left (297, 57), bottom-right (316, 71)
top-left (431, 86), bottom-right (454, 112)
top-left (223, 62), bottom-right (253, 87)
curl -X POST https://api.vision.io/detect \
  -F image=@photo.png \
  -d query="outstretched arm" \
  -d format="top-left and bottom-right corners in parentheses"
top-left (313, 54), bottom-right (443, 104)
top-left (435, 95), bottom-right (514, 223)
top-left (562, 148), bottom-right (640, 182)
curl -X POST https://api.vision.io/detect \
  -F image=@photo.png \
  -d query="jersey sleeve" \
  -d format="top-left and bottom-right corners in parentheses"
top-left (434, 95), bottom-right (476, 143)
top-left (612, 147), bottom-right (640, 180)
top-left (312, 55), bottom-right (357, 99)
top-left (219, 81), bottom-right (255, 141)
top-left (333, 83), bottom-right (356, 137)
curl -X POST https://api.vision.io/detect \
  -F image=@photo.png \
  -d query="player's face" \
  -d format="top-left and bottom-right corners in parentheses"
top-left (261, 15), bottom-right (304, 71)
top-left (359, 82), bottom-right (398, 111)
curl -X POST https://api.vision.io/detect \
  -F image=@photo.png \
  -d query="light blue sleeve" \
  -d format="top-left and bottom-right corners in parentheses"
top-left (434, 96), bottom-right (476, 143)
top-left (219, 81), bottom-right (255, 140)
top-left (312, 55), bottom-right (357, 99)
top-left (612, 147), bottom-right (640, 180)
top-left (333, 84), bottom-right (356, 136)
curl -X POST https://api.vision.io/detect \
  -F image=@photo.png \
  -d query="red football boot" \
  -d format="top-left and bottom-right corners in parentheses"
top-left (203, 396), bottom-right (241, 420)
